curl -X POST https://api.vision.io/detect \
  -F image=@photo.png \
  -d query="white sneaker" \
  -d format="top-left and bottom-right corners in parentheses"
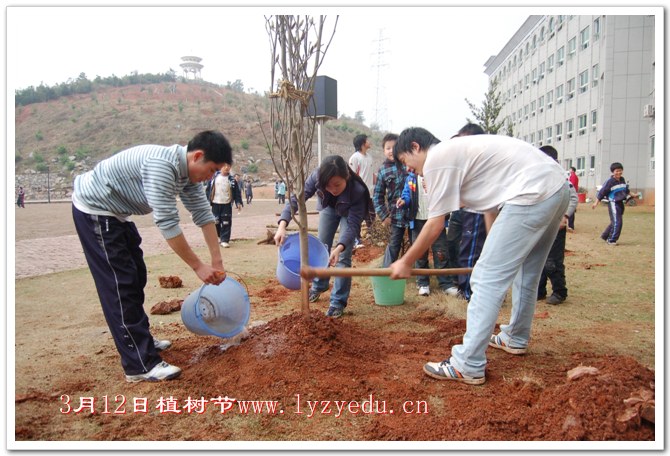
top-left (125, 361), bottom-right (182, 383)
top-left (444, 286), bottom-right (460, 297)
top-left (418, 286), bottom-right (430, 296)
top-left (220, 242), bottom-right (230, 248)
top-left (153, 338), bottom-right (172, 352)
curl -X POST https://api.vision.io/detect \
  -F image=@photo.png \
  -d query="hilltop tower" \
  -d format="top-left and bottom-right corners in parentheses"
top-left (180, 56), bottom-right (203, 80)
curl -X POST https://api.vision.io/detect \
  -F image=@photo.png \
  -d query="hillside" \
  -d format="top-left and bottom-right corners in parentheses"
top-left (14, 81), bottom-right (385, 199)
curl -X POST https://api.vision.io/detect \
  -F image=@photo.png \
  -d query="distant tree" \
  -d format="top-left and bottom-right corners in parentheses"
top-left (227, 79), bottom-right (245, 93)
top-left (354, 111), bottom-right (365, 123)
top-left (465, 78), bottom-right (506, 134)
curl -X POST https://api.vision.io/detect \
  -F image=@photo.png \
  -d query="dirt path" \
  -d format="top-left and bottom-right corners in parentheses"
top-left (13, 199), bottom-right (318, 279)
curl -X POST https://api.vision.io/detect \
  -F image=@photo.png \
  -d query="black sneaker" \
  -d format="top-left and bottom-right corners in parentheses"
top-left (546, 294), bottom-right (566, 305)
top-left (308, 290), bottom-right (322, 303)
top-left (325, 306), bottom-right (344, 318)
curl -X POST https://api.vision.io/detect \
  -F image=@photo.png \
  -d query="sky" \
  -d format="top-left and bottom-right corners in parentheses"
top-left (6, 5), bottom-right (534, 141)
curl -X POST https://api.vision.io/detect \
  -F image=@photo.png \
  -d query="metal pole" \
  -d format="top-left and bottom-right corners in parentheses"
top-left (47, 166), bottom-right (51, 203)
top-left (317, 119), bottom-right (323, 166)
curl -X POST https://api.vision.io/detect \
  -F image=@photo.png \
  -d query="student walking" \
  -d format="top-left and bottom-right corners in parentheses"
top-left (592, 162), bottom-right (639, 245)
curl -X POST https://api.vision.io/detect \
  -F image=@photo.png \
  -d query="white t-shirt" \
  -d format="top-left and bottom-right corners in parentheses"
top-left (212, 173), bottom-right (232, 204)
top-left (348, 151), bottom-right (374, 192)
top-left (424, 135), bottom-right (566, 218)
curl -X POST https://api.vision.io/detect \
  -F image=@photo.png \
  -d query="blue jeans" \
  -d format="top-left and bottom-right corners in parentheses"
top-left (311, 206), bottom-right (355, 309)
top-left (449, 184), bottom-right (570, 378)
top-left (382, 225), bottom-right (407, 267)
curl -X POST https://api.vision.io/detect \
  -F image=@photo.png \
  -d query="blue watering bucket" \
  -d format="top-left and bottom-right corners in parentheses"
top-left (181, 277), bottom-right (250, 338)
top-left (276, 233), bottom-right (329, 290)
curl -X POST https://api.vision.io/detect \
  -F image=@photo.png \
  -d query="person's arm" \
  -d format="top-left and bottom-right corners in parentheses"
top-left (390, 215), bottom-right (445, 279)
top-left (592, 179), bottom-right (609, 209)
top-left (373, 168), bottom-right (390, 225)
top-left (166, 226), bottom-right (225, 284)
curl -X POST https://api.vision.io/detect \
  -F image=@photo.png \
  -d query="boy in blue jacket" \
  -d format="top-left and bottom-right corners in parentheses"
top-left (591, 162), bottom-right (639, 245)
top-left (397, 170), bottom-right (455, 296)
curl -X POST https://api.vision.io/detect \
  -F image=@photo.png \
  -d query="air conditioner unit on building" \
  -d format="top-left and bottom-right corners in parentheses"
top-left (643, 104), bottom-right (655, 118)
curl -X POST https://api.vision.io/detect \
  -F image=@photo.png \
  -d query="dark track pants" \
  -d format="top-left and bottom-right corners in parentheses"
top-left (211, 202), bottom-right (232, 243)
top-left (601, 201), bottom-right (625, 243)
top-left (458, 211), bottom-right (487, 300)
top-left (538, 228), bottom-right (567, 299)
top-left (72, 205), bottom-right (162, 375)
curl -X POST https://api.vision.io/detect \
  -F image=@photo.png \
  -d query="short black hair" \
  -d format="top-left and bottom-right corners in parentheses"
top-left (188, 130), bottom-right (233, 165)
top-left (353, 134), bottom-right (368, 151)
top-left (456, 123), bottom-right (485, 136)
top-left (393, 127), bottom-right (441, 161)
top-left (382, 133), bottom-right (398, 148)
top-left (610, 162), bottom-right (624, 172)
top-left (539, 145), bottom-right (558, 161)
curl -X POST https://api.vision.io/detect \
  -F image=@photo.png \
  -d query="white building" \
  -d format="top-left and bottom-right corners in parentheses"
top-left (484, 15), bottom-right (656, 204)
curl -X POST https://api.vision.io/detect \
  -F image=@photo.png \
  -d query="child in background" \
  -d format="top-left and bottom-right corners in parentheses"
top-left (373, 133), bottom-right (408, 267)
top-left (592, 162), bottom-right (639, 245)
top-left (397, 170), bottom-right (454, 297)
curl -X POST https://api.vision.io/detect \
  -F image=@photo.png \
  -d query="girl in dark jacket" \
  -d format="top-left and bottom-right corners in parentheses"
top-left (274, 155), bottom-right (369, 318)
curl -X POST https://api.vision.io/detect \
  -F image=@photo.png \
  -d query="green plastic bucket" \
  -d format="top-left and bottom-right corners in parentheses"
top-left (370, 276), bottom-right (406, 306)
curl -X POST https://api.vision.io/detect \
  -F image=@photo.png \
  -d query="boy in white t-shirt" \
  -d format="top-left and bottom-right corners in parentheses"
top-left (390, 128), bottom-right (570, 385)
top-left (349, 134), bottom-right (376, 247)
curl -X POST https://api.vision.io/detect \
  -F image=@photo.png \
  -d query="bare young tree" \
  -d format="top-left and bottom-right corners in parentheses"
top-left (465, 78), bottom-right (507, 134)
top-left (262, 15), bottom-right (338, 315)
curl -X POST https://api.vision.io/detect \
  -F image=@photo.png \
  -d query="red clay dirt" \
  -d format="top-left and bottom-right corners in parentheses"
top-left (13, 203), bottom-right (656, 443)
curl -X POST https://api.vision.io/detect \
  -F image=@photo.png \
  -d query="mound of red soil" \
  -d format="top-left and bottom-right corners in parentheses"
top-left (148, 311), bottom-right (654, 441)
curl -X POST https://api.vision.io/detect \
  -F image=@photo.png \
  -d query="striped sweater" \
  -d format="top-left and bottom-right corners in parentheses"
top-left (73, 144), bottom-right (215, 239)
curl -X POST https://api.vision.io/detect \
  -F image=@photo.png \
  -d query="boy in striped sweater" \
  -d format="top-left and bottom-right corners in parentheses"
top-left (72, 130), bottom-right (233, 382)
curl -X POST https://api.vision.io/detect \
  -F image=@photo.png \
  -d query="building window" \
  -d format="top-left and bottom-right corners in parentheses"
top-left (525, 42), bottom-right (530, 58)
top-left (547, 90), bottom-right (554, 108)
top-left (519, 51), bottom-right (523, 66)
top-left (530, 132), bottom-right (535, 144)
top-left (591, 110), bottom-right (597, 131)
top-left (590, 155), bottom-right (596, 170)
top-left (579, 70), bottom-right (589, 93)
top-left (578, 114), bottom-right (587, 135)
top-left (547, 54), bottom-right (555, 72)
top-left (577, 156), bottom-right (586, 173)
top-left (546, 126), bottom-right (553, 143)
top-left (568, 37), bottom-right (577, 57)
top-left (556, 84), bottom-right (564, 104)
top-left (567, 78), bottom-right (575, 100)
top-left (519, 79), bottom-right (523, 93)
top-left (650, 135), bottom-right (655, 170)
top-left (517, 109), bottom-right (522, 123)
top-left (580, 26), bottom-right (590, 50)
top-left (539, 62), bottom-right (545, 79)
top-left (524, 104), bottom-right (529, 119)
top-left (557, 46), bottom-right (565, 66)
top-left (539, 95), bottom-right (545, 112)
top-left (532, 68), bottom-right (538, 84)
top-left (531, 100), bottom-right (536, 116)
top-left (525, 74), bottom-right (530, 88)
top-left (549, 17), bottom-right (556, 36)
top-left (592, 64), bottom-right (600, 87)
top-left (532, 35), bottom-right (537, 51)
top-left (555, 122), bottom-right (563, 141)
top-left (540, 26), bottom-right (546, 41)
top-left (566, 118), bottom-right (574, 138)
top-left (593, 17), bottom-right (601, 41)
top-left (538, 129), bottom-right (543, 145)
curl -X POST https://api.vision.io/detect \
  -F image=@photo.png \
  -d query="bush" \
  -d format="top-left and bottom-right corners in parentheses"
top-left (35, 131), bottom-right (43, 141)
top-left (246, 162), bottom-right (258, 173)
top-left (240, 140), bottom-right (250, 150)
top-left (33, 153), bottom-right (44, 163)
top-left (36, 163), bottom-right (48, 173)
top-left (57, 145), bottom-right (68, 155)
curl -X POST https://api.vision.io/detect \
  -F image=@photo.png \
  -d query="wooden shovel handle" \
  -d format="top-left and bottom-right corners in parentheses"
top-left (300, 266), bottom-right (472, 280)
